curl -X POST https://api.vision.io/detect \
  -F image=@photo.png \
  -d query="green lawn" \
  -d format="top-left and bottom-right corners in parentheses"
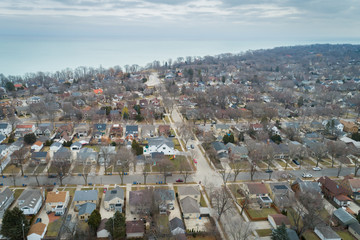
top-left (171, 155), bottom-right (191, 171)
top-left (35, 164), bottom-right (47, 174)
top-left (13, 189), bottom-right (25, 199)
top-left (200, 194), bottom-right (207, 207)
top-left (229, 161), bottom-right (250, 170)
top-left (303, 231), bottom-right (319, 240)
top-left (47, 164), bottom-right (58, 174)
top-left (24, 165), bottom-right (37, 174)
top-left (336, 231), bottom-right (355, 240)
top-left (256, 229), bottom-right (272, 237)
top-left (46, 218), bottom-right (63, 237)
top-left (64, 188), bottom-right (76, 198)
top-left (247, 207), bottom-right (278, 219)
top-left (172, 138), bottom-right (182, 151)
top-left (71, 164), bottom-right (85, 173)
top-left (156, 215), bottom-right (169, 234)
top-left (3, 164), bottom-right (20, 174)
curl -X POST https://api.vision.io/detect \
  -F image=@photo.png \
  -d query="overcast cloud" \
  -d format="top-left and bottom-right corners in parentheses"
top-left (0, 0), bottom-right (359, 41)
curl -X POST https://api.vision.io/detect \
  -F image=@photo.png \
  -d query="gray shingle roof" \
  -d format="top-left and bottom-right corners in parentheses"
top-left (18, 189), bottom-right (42, 209)
top-left (315, 226), bottom-right (340, 239)
top-left (74, 190), bottom-right (98, 202)
top-left (154, 189), bottom-right (175, 202)
top-left (0, 188), bottom-right (13, 210)
top-left (349, 222), bottom-right (360, 235)
top-left (104, 187), bottom-right (124, 202)
top-left (170, 217), bottom-right (184, 231)
top-left (212, 141), bottom-right (226, 152)
top-left (178, 186), bottom-right (200, 196)
top-left (180, 196), bottom-right (200, 214)
top-left (333, 208), bottom-right (357, 225)
top-left (78, 202), bottom-right (96, 215)
top-left (148, 136), bottom-right (174, 148)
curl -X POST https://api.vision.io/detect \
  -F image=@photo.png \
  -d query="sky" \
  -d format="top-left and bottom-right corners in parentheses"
top-left (1, 0), bottom-right (359, 41)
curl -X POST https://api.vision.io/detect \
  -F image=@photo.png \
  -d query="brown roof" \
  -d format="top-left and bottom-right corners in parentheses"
top-left (349, 179), bottom-right (360, 189)
top-left (247, 183), bottom-right (269, 195)
top-left (33, 141), bottom-right (43, 147)
top-left (46, 191), bottom-right (67, 203)
top-left (126, 220), bottom-right (144, 234)
top-left (270, 214), bottom-right (290, 226)
top-left (97, 218), bottom-right (108, 232)
top-left (28, 222), bottom-right (46, 236)
top-left (335, 195), bottom-right (352, 201)
top-left (318, 176), bottom-right (347, 196)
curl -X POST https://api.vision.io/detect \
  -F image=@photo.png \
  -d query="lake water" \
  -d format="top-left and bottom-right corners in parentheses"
top-left (0, 36), bottom-right (348, 76)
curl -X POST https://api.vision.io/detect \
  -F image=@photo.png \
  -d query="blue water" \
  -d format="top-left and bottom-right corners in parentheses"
top-left (0, 36), bottom-right (355, 76)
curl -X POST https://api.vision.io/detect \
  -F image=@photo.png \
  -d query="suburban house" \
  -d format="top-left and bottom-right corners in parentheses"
top-left (0, 187), bottom-right (14, 219)
top-left (34, 123), bottom-right (53, 137)
top-left (244, 183), bottom-right (269, 198)
top-left (31, 141), bottom-right (43, 152)
top-left (340, 120), bottom-right (358, 133)
top-left (109, 124), bottom-right (123, 139)
top-left (169, 217), bottom-right (185, 235)
top-left (45, 191), bottom-right (70, 215)
top-left (141, 125), bottom-right (156, 139)
top-left (177, 186), bottom-right (201, 204)
top-left (78, 202), bottom-right (96, 220)
top-left (97, 219), bottom-right (110, 239)
top-left (144, 136), bottom-right (176, 156)
top-left (341, 177), bottom-right (360, 200)
top-left (53, 147), bottom-right (71, 162)
top-left (93, 123), bottom-right (107, 139)
top-left (226, 143), bottom-right (249, 161)
top-left (250, 123), bottom-right (263, 131)
top-left (125, 125), bottom-right (139, 140)
top-left (154, 189), bottom-right (175, 214)
top-left (73, 190), bottom-right (98, 208)
top-left (333, 208), bottom-right (358, 227)
top-left (77, 148), bottom-right (98, 165)
top-left (291, 178), bottom-right (322, 197)
top-left (180, 196), bottom-right (200, 219)
top-left (74, 123), bottom-right (90, 137)
top-left (268, 214), bottom-right (291, 229)
top-left (139, 99), bottom-right (148, 108)
top-left (50, 142), bottom-right (62, 152)
top-left (104, 186), bottom-right (124, 212)
top-left (31, 152), bottom-right (48, 165)
top-left (314, 225), bottom-right (341, 240)
top-left (55, 123), bottom-right (73, 142)
top-left (70, 142), bottom-right (82, 151)
top-left (272, 143), bottom-right (290, 160)
top-left (349, 222), bottom-right (360, 240)
top-left (0, 123), bottom-right (11, 136)
top-left (318, 176), bottom-right (351, 207)
top-left (15, 124), bottom-right (35, 137)
top-left (11, 147), bottom-right (30, 165)
top-left (269, 183), bottom-right (295, 210)
top-left (322, 119), bottom-right (344, 132)
top-left (18, 189), bottom-right (43, 215)
top-left (212, 141), bottom-right (228, 156)
top-left (129, 189), bottom-right (152, 215)
top-left (27, 222), bottom-right (47, 240)
top-left (158, 125), bottom-right (171, 136)
top-left (98, 146), bottom-right (116, 165)
top-left (213, 124), bottom-right (231, 137)
top-left (126, 220), bottom-right (145, 239)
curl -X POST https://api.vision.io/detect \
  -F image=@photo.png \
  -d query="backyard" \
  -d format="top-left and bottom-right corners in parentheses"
top-left (246, 207), bottom-right (278, 219)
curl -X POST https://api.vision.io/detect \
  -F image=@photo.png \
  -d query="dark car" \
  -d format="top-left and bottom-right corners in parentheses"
top-left (176, 179), bottom-right (183, 182)
top-left (35, 218), bottom-right (42, 223)
top-left (265, 169), bottom-right (273, 173)
top-left (48, 174), bottom-right (57, 178)
top-left (292, 159), bottom-right (300, 165)
top-left (66, 214), bottom-right (72, 222)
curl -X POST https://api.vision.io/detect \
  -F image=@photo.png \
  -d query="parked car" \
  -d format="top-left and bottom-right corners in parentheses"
top-left (190, 144), bottom-right (194, 149)
top-left (165, 172), bottom-right (172, 177)
top-left (35, 218), bottom-right (42, 223)
top-left (302, 172), bottom-right (312, 178)
top-left (265, 169), bottom-right (273, 173)
top-left (176, 179), bottom-right (183, 182)
top-left (312, 167), bottom-right (322, 171)
top-left (193, 159), bottom-right (197, 164)
top-left (281, 173), bottom-right (293, 179)
top-left (66, 214), bottom-right (72, 222)
top-left (292, 159), bottom-right (300, 165)
top-left (48, 174), bottom-right (57, 178)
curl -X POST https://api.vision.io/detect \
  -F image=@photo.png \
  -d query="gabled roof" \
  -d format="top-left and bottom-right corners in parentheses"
top-left (154, 189), bottom-right (175, 202)
top-left (50, 142), bottom-right (62, 148)
top-left (225, 143), bottom-right (248, 155)
top-left (18, 189), bottom-right (42, 209)
top-left (97, 218), bottom-right (108, 232)
top-left (28, 222), bottom-right (46, 236)
top-left (212, 141), bottom-right (227, 152)
top-left (315, 225), bottom-right (340, 239)
top-left (247, 183), bottom-right (269, 195)
top-left (0, 188), bottom-right (13, 208)
top-left (70, 142), bottom-right (82, 148)
top-left (104, 187), bottom-right (124, 202)
top-left (126, 125), bottom-right (138, 133)
top-left (292, 178), bottom-right (322, 194)
top-left (0, 123), bottom-right (9, 129)
top-left (31, 151), bottom-right (47, 159)
top-left (180, 196), bottom-right (200, 214)
top-left (33, 141), bottom-right (43, 147)
top-left (170, 217), bottom-right (185, 231)
top-left (148, 136), bottom-right (174, 148)
top-left (94, 124), bottom-right (106, 130)
top-left (178, 186), bottom-right (200, 196)
top-left (74, 190), bottom-right (98, 202)
top-left (349, 222), bottom-right (360, 235)
top-left (318, 176), bottom-right (347, 196)
top-left (46, 191), bottom-right (67, 203)
top-left (348, 178), bottom-right (360, 189)
top-left (78, 202), bottom-right (96, 215)
top-left (126, 220), bottom-right (144, 234)
top-left (333, 208), bottom-right (357, 225)
top-left (269, 214), bottom-right (290, 226)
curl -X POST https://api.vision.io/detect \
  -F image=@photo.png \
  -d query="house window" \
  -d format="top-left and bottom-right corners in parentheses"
top-left (163, 147), bottom-right (166, 150)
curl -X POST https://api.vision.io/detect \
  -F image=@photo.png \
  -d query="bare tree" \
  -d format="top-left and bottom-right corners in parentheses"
top-left (249, 161), bottom-right (257, 181)
top-left (82, 164), bottom-right (91, 185)
top-left (228, 218), bottom-right (252, 240)
top-left (98, 146), bottom-right (115, 175)
top-left (312, 143), bottom-right (327, 167)
top-left (11, 147), bottom-right (29, 176)
top-left (157, 158), bottom-right (174, 184)
top-left (179, 160), bottom-right (191, 183)
top-left (29, 102), bottom-right (46, 126)
top-left (142, 164), bottom-right (150, 184)
top-left (34, 172), bottom-right (41, 187)
top-left (210, 187), bottom-right (233, 221)
top-left (232, 162), bottom-right (243, 182)
top-left (11, 169), bottom-right (16, 186)
top-left (327, 141), bottom-right (346, 168)
top-left (219, 170), bottom-right (232, 184)
top-left (178, 122), bottom-right (193, 147)
top-left (237, 188), bottom-right (250, 215)
top-left (349, 146), bottom-right (360, 176)
top-left (116, 147), bottom-right (135, 185)
top-left (53, 156), bottom-right (71, 186)
top-left (7, 116), bottom-right (19, 134)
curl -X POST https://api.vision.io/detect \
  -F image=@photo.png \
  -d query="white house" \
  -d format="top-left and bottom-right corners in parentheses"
top-left (271, 126), bottom-right (280, 135)
top-left (144, 136), bottom-right (176, 156)
top-left (45, 191), bottom-right (70, 215)
top-left (322, 119), bottom-right (344, 132)
top-left (0, 123), bottom-right (12, 136)
top-left (27, 222), bottom-right (47, 240)
top-left (70, 142), bottom-right (82, 151)
top-left (18, 189), bottom-right (43, 215)
top-left (31, 141), bottom-right (43, 152)
top-left (50, 142), bottom-right (62, 152)
top-left (15, 124), bottom-right (36, 137)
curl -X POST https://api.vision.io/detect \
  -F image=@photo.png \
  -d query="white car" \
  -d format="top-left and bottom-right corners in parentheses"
top-left (302, 172), bottom-right (313, 178)
top-left (312, 167), bottom-right (322, 171)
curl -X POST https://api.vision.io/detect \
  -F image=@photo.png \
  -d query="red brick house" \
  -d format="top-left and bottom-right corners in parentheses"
top-left (318, 176), bottom-right (352, 207)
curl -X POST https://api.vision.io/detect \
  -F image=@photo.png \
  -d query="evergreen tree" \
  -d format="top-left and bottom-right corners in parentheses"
top-left (105, 211), bottom-right (126, 240)
top-left (24, 133), bottom-right (36, 145)
top-left (132, 140), bottom-right (143, 155)
top-left (1, 207), bottom-right (30, 240)
top-left (88, 209), bottom-right (101, 232)
top-left (271, 223), bottom-right (289, 240)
